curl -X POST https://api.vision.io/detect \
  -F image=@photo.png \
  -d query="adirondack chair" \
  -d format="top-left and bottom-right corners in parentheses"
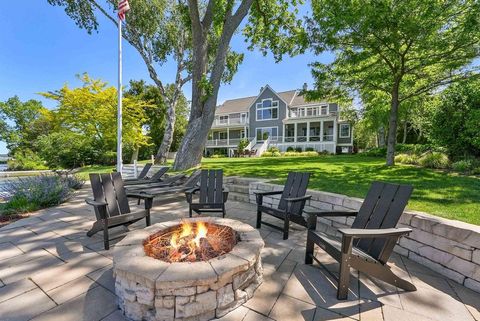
top-left (185, 169), bottom-right (228, 218)
top-left (124, 163), bottom-right (152, 181)
top-left (86, 172), bottom-right (154, 250)
top-left (123, 166), bottom-right (169, 186)
top-left (255, 172), bottom-right (311, 240)
top-left (304, 181), bottom-right (416, 299)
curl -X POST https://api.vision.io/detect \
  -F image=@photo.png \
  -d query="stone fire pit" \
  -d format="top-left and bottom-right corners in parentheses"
top-left (113, 218), bottom-right (264, 321)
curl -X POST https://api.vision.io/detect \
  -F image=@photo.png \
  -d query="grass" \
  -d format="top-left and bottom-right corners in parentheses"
top-left (201, 155), bottom-right (480, 225)
top-left (75, 155), bottom-right (480, 225)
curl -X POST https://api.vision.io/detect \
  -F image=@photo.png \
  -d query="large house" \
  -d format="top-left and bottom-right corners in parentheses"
top-left (205, 85), bottom-right (353, 157)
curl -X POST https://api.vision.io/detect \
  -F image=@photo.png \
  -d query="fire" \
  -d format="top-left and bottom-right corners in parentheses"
top-left (144, 221), bottom-right (237, 263)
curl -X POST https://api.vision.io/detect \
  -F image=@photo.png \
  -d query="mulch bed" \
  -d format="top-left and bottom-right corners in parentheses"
top-left (0, 214), bottom-right (29, 228)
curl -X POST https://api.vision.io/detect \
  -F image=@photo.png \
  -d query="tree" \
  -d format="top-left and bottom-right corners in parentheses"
top-left (40, 74), bottom-right (152, 164)
top-left (126, 80), bottom-right (189, 159)
top-left (0, 96), bottom-right (53, 154)
top-left (173, 0), bottom-right (306, 170)
top-left (431, 79), bottom-right (480, 157)
top-left (307, 0), bottom-right (480, 165)
top-left (48, 0), bottom-right (192, 164)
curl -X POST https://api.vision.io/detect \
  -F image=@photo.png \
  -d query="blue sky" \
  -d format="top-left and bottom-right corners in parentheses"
top-left (0, 1), bottom-right (328, 154)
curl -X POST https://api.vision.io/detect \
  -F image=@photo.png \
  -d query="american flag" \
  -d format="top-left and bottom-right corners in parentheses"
top-left (118, 0), bottom-right (130, 21)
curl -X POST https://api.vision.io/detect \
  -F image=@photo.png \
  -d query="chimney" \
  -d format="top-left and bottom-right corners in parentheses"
top-left (259, 86), bottom-right (264, 92)
top-left (302, 83), bottom-right (308, 91)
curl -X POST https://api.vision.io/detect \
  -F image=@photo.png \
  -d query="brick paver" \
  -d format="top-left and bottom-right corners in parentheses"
top-left (0, 187), bottom-right (479, 321)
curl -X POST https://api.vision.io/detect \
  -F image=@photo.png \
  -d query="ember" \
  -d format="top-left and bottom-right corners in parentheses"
top-left (143, 221), bottom-right (238, 262)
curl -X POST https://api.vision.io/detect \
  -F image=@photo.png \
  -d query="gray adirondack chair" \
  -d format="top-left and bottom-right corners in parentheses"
top-left (124, 163), bottom-right (152, 181)
top-left (185, 169), bottom-right (228, 218)
top-left (255, 172), bottom-right (311, 240)
top-left (86, 172), bottom-right (154, 250)
top-left (123, 166), bottom-right (169, 186)
top-left (304, 181), bottom-right (416, 299)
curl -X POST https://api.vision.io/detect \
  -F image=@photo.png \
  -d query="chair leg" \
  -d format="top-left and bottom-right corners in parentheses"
top-left (256, 208), bottom-right (262, 228)
top-left (103, 220), bottom-right (110, 251)
top-left (189, 206), bottom-right (193, 218)
top-left (137, 198), bottom-right (141, 205)
top-left (337, 253), bottom-right (351, 299)
top-left (283, 215), bottom-right (290, 240)
top-left (146, 211), bottom-right (151, 226)
top-left (305, 232), bottom-right (314, 264)
top-left (86, 221), bottom-right (103, 237)
top-left (222, 204), bottom-right (226, 218)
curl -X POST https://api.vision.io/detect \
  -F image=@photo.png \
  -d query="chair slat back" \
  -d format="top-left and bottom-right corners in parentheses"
top-left (149, 166), bottom-right (169, 181)
top-left (137, 163), bottom-right (152, 179)
top-left (352, 182), bottom-right (413, 262)
top-left (184, 170), bottom-right (201, 189)
top-left (278, 172), bottom-right (310, 215)
top-left (199, 169), bottom-right (224, 204)
top-left (89, 173), bottom-right (131, 218)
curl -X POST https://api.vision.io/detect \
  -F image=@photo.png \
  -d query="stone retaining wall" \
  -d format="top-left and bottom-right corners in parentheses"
top-left (228, 178), bottom-right (480, 294)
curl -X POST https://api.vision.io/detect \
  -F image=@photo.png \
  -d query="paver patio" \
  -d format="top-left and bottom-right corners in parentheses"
top-left (0, 186), bottom-right (479, 321)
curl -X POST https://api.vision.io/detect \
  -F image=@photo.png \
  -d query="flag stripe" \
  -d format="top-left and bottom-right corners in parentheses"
top-left (118, 0), bottom-right (130, 20)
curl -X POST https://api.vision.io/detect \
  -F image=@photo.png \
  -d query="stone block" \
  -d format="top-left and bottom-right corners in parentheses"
top-left (136, 286), bottom-right (154, 306)
top-left (408, 252), bottom-right (465, 284)
top-left (156, 262), bottom-right (217, 289)
top-left (464, 278), bottom-right (480, 293)
top-left (472, 249), bottom-right (480, 265)
top-left (393, 245), bottom-right (409, 257)
top-left (233, 267), bottom-right (255, 290)
top-left (156, 307), bottom-right (175, 320)
top-left (176, 291), bottom-right (216, 318)
top-left (217, 284), bottom-right (235, 308)
top-left (157, 286), bottom-right (196, 297)
top-left (410, 228), bottom-right (473, 261)
top-left (342, 197), bottom-right (362, 210)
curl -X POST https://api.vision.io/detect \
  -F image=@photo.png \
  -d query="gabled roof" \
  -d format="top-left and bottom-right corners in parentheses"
top-left (215, 85), bottom-right (328, 114)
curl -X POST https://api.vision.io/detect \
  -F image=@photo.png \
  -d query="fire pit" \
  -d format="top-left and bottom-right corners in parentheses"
top-left (113, 218), bottom-right (264, 321)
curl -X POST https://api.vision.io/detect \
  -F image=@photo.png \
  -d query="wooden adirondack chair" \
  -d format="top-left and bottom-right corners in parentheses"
top-left (126, 163), bottom-right (152, 180)
top-left (185, 169), bottom-right (228, 218)
top-left (304, 181), bottom-right (416, 299)
top-left (123, 166), bottom-right (169, 186)
top-left (86, 172), bottom-right (154, 250)
top-left (255, 172), bottom-right (311, 240)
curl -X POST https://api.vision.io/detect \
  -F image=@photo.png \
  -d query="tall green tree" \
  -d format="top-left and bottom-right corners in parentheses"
top-left (431, 79), bottom-right (480, 157)
top-left (126, 80), bottom-right (189, 158)
top-left (0, 96), bottom-right (53, 154)
top-left (173, 0), bottom-right (306, 170)
top-left (48, 0), bottom-right (192, 164)
top-left (307, 0), bottom-right (480, 165)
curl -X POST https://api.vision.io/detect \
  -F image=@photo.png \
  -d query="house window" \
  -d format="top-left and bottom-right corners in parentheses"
top-left (256, 99), bottom-right (279, 121)
top-left (321, 106), bottom-right (328, 115)
top-left (219, 132), bottom-right (228, 140)
top-left (340, 124), bottom-right (350, 138)
top-left (256, 127), bottom-right (278, 141)
top-left (219, 115), bottom-right (228, 124)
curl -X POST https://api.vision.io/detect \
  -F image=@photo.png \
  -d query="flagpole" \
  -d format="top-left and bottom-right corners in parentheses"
top-left (117, 16), bottom-right (123, 173)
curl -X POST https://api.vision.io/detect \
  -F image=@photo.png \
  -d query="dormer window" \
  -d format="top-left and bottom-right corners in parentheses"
top-left (256, 98), bottom-right (279, 121)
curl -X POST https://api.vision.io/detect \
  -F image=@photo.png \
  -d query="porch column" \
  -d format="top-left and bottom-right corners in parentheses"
top-left (320, 121), bottom-right (324, 142)
top-left (282, 124), bottom-right (285, 142)
top-left (294, 123), bottom-right (298, 143)
top-left (306, 121), bottom-right (310, 142)
top-left (333, 121), bottom-right (337, 143)
top-left (227, 128), bottom-right (230, 145)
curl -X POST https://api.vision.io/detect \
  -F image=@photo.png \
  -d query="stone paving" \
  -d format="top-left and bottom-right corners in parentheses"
top-left (0, 187), bottom-right (479, 321)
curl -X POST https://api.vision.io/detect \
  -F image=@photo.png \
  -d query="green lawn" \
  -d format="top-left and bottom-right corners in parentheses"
top-left (76, 155), bottom-right (480, 225)
top-left (201, 155), bottom-right (480, 225)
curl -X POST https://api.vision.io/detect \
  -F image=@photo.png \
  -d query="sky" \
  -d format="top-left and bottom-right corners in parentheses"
top-left (0, 1), bottom-right (330, 154)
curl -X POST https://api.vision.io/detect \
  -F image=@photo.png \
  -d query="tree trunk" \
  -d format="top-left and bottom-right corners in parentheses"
top-left (155, 100), bottom-right (176, 164)
top-left (386, 83), bottom-right (400, 166)
top-left (402, 121), bottom-right (408, 144)
top-left (130, 146), bottom-right (139, 163)
top-left (378, 127), bottom-right (386, 147)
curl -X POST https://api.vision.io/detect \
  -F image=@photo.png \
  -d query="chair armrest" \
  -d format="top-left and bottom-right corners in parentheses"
top-left (303, 210), bottom-right (359, 218)
top-left (223, 187), bottom-right (229, 193)
top-left (253, 190), bottom-right (283, 196)
top-left (338, 227), bottom-right (412, 239)
top-left (126, 191), bottom-right (155, 199)
top-left (284, 195), bottom-right (312, 203)
top-left (185, 187), bottom-right (200, 195)
top-left (85, 198), bottom-right (107, 207)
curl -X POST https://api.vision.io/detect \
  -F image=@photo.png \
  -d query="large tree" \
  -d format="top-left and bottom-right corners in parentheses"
top-left (48, 0), bottom-right (191, 164)
top-left (173, 0), bottom-right (305, 169)
top-left (307, 0), bottom-right (480, 165)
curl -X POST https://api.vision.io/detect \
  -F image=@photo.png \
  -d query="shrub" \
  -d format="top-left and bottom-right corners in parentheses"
top-left (305, 147), bottom-right (315, 152)
top-left (286, 146), bottom-right (295, 152)
top-left (7, 150), bottom-right (47, 171)
top-left (211, 154), bottom-right (227, 158)
top-left (64, 174), bottom-right (85, 190)
top-left (267, 146), bottom-right (280, 153)
top-left (283, 151), bottom-right (319, 157)
top-left (363, 147), bottom-right (387, 157)
top-left (2, 175), bottom-right (75, 214)
top-left (395, 153), bottom-right (419, 165)
top-left (295, 147), bottom-right (303, 153)
top-left (452, 160), bottom-right (474, 173)
top-left (261, 151), bottom-right (280, 157)
top-left (318, 150), bottom-right (331, 156)
top-left (396, 144), bottom-right (433, 155)
top-left (237, 139), bottom-right (249, 153)
top-left (417, 152), bottom-right (450, 169)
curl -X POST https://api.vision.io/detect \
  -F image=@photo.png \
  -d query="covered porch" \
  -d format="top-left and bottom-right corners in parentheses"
top-left (283, 120), bottom-right (336, 143)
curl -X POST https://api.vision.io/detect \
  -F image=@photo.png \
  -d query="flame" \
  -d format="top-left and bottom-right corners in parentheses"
top-left (169, 221), bottom-right (208, 252)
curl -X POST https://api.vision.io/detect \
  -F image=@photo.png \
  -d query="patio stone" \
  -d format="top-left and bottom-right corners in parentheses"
top-left (0, 252), bottom-right (65, 284)
top-left (243, 309), bottom-right (275, 321)
top-left (269, 294), bottom-right (316, 321)
top-left (31, 285), bottom-right (117, 321)
top-left (0, 242), bottom-right (23, 261)
top-left (47, 275), bottom-right (99, 304)
top-left (0, 288), bottom-right (56, 321)
top-left (87, 264), bottom-right (115, 293)
top-left (0, 278), bottom-right (37, 303)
